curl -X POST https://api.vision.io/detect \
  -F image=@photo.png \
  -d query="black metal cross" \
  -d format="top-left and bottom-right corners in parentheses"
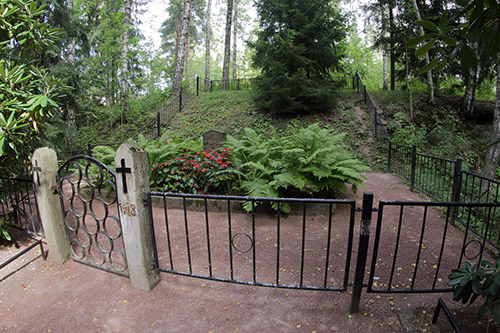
top-left (115, 158), bottom-right (131, 193)
top-left (33, 160), bottom-right (42, 187)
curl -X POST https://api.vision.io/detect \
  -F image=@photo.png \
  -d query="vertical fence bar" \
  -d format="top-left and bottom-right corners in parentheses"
top-left (276, 202), bottom-right (281, 285)
top-left (87, 144), bottom-right (93, 157)
top-left (388, 141), bottom-right (393, 173)
top-left (204, 198), bottom-right (213, 277)
top-left (374, 107), bottom-right (378, 137)
top-left (451, 159), bottom-right (462, 226)
top-left (299, 202), bottom-right (307, 287)
top-left (227, 199), bottom-right (234, 281)
top-left (410, 145), bottom-right (417, 192)
top-left (251, 201), bottom-right (257, 283)
top-left (179, 90), bottom-right (183, 113)
top-left (196, 76), bottom-right (200, 96)
top-left (156, 112), bottom-right (161, 138)
top-left (350, 192), bottom-right (374, 313)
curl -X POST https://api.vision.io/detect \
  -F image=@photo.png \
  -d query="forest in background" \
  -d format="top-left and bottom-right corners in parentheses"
top-left (0, 0), bottom-right (499, 178)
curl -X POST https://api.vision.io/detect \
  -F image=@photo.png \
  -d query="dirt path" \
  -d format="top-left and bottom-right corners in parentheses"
top-left (0, 172), bottom-right (497, 332)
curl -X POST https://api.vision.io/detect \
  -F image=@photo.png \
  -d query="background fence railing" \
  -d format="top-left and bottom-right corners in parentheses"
top-left (136, 78), bottom-right (197, 140)
top-left (200, 77), bottom-right (260, 93)
top-left (387, 142), bottom-right (500, 251)
top-left (0, 177), bottom-right (43, 238)
top-left (353, 72), bottom-right (387, 138)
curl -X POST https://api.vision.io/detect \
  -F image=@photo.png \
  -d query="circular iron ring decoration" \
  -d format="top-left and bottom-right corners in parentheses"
top-left (463, 239), bottom-right (483, 260)
top-left (231, 232), bottom-right (254, 254)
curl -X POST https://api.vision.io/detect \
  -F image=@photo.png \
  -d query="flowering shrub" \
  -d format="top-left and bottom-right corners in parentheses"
top-left (150, 147), bottom-right (237, 194)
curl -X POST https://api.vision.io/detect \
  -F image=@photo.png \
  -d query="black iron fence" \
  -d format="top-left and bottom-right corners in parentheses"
top-left (0, 176), bottom-right (46, 271)
top-left (0, 177), bottom-right (43, 238)
top-left (147, 191), bottom-right (356, 292)
top-left (57, 142), bottom-right (122, 161)
top-left (135, 79), bottom-right (197, 140)
top-left (353, 72), bottom-right (387, 138)
top-left (387, 142), bottom-right (500, 251)
top-left (200, 77), bottom-right (260, 93)
top-left (368, 201), bottom-right (500, 294)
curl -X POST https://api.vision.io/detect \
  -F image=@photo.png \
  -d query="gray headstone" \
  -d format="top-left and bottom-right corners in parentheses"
top-left (203, 130), bottom-right (227, 152)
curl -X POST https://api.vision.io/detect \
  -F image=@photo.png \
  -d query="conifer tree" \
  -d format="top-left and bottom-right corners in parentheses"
top-left (250, 0), bottom-right (347, 115)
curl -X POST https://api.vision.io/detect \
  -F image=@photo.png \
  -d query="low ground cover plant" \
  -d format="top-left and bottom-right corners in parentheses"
top-left (150, 147), bottom-right (236, 194)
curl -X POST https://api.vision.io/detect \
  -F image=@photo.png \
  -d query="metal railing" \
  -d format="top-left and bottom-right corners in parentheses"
top-left (0, 177), bottom-right (43, 238)
top-left (368, 201), bottom-right (500, 294)
top-left (353, 72), bottom-right (387, 138)
top-left (200, 77), bottom-right (260, 93)
top-left (0, 176), bottom-right (46, 271)
top-left (147, 191), bottom-right (356, 292)
top-left (387, 142), bottom-right (500, 251)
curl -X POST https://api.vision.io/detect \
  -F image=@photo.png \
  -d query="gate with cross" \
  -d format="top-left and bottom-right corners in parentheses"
top-left (56, 155), bottom-right (129, 276)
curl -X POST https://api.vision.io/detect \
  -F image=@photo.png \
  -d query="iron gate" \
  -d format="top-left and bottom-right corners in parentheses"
top-left (57, 156), bottom-right (128, 276)
top-left (367, 201), bottom-right (500, 294)
top-left (147, 192), bottom-right (356, 291)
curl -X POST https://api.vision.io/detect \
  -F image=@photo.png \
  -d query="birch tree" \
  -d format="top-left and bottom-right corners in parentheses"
top-left (173, 0), bottom-right (192, 95)
top-left (410, 0), bottom-right (434, 102)
top-left (120, 0), bottom-right (132, 123)
top-left (222, 0), bottom-right (233, 87)
top-left (232, 0), bottom-right (239, 80)
top-left (204, 0), bottom-right (212, 86)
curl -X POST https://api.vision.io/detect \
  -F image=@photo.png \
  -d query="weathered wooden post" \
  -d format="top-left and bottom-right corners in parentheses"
top-left (115, 143), bottom-right (160, 291)
top-left (32, 148), bottom-right (71, 264)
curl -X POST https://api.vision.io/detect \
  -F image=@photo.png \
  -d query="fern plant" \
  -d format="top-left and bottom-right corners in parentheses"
top-left (227, 124), bottom-right (369, 212)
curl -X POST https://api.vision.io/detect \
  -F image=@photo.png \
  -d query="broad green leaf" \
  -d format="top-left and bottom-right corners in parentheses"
top-left (478, 301), bottom-right (490, 321)
top-left (461, 44), bottom-right (478, 69)
top-left (439, 12), bottom-right (448, 30)
top-left (416, 20), bottom-right (439, 32)
top-left (406, 35), bottom-right (429, 49)
top-left (420, 58), bottom-right (440, 73)
top-left (443, 35), bottom-right (458, 46)
top-left (415, 38), bottom-right (437, 58)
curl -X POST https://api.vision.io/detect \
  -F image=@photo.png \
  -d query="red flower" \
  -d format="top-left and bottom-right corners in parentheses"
top-left (201, 169), bottom-right (206, 173)
top-left (224, 147), bottom-right (231, 151)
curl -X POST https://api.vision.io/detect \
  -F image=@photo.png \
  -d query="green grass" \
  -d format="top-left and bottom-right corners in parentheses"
top-left (159, 89), bottom-right (381, 168)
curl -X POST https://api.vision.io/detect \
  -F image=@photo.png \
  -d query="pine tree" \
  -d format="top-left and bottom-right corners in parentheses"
top-left (250, 0), bottom-right (347, 115)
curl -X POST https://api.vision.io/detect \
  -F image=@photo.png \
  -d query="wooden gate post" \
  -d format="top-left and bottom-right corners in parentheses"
top-left (115, 143), bottom-right (160, 291)
top-left (32, 147), bottom-right (71, 264)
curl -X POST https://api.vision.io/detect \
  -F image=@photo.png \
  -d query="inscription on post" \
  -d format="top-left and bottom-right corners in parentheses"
top-left (119, 201), bottom-right (137, 217)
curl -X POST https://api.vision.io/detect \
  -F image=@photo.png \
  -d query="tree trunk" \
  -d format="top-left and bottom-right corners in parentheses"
top-left (120, 0), bottom-right (132, 123)
top-left (411, 0), bottom-right (435, 102)
top-left (204, 0), bottom-right (212, 87)
top-left (482, 64), bottom-right (500, 180)
top-left (173, 0), bottom-right (192, 96)
top-left (461, 43), bottom-right (479, 118)
top-left (222, 0), bottom-right (233, 89)
top-left (405, 49), bottom-right (414, 120)
top-left (232, 0), bottom-right (238, 80)
top-left (65, 0), bottom-right (76, 146)
top-left (380, 2), bottom-right (388, 90)
top-left (389, 5), bottom-right (395, 91)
